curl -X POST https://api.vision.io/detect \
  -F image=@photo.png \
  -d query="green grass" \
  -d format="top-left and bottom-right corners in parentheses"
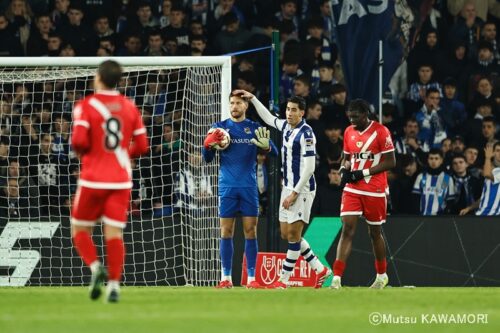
top-left (0, 287), bottom-right (499, 333)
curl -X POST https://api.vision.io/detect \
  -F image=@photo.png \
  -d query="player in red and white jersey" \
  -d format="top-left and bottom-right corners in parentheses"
top-left (331, 99), bottom-right (396, 290)
top-left (70, 60), bottom-right (149, 303)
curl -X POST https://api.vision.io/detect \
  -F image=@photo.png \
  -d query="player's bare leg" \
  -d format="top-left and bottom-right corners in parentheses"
top-left (71, 224), bottom-right (107, 300)
top-left (368, 225), bottom-right (388, 289)
top-left (331, 215), bottom-right (360, 289)
top-left (217, 218), bottom-right (236, 288)
top-left (103, 224), bottom-right (125, 302)
top-left (242, 216), bottom-right (261, 288)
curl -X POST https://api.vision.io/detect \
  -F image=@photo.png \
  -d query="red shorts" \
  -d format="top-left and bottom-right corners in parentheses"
top-left (71, 186), bottom-right (131, 229)
top-left (340, 191), bottom-right (387, 225)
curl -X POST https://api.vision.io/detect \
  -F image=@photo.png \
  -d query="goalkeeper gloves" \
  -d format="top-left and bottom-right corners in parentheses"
top-left (250, 127), bottom-right (270, 150)
top-left (204, 129), bottom-right (224, 150)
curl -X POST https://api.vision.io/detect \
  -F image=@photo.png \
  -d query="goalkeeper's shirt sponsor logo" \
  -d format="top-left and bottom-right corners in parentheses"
top-left (231, 138), bottom-right (252, 144)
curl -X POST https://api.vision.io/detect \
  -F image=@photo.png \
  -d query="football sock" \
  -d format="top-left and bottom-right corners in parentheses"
top-left (281, 241), bottom-right (301, 282)
top-left (245, 238), bottom-right (258, 278)
top-left (375, 259), bottom-right (387, 275)
top-left (220, 238), bottom-right (233, 280)
top-left (333, 259), bottom-right (346, 277)
top-left (106, 238), bottom-right (125, 281)
top-left (300, 238), bottom-right (324, 273)
top-left (73, 231), bottom-right (98, 267)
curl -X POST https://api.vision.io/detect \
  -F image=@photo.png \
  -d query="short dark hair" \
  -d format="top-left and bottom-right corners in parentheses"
top-left (494, 142), bottom-right (500, 150)
top-left (288, 95), bottom-right (306, 110)
top-left (428, 148), bottom-right (443, 158)
top-left (348, 99), bottom-right (371, 114)
top-left (483, 115), bottom-right (496, 124)
top-left (425, 87), bottom-right (440, 97)
top-left (97, 60), bottom-right (122, 89)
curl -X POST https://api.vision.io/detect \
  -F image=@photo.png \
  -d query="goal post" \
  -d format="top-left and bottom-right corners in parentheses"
top-left (0, 56), bottom-right (231, 286)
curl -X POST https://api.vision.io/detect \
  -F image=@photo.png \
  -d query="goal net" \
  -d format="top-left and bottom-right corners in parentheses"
top-left (0, 57), bottom-right (231, 286)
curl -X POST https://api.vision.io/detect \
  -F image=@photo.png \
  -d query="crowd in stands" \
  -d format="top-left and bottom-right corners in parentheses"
top-left (1, 0), bottom-right (500, 218)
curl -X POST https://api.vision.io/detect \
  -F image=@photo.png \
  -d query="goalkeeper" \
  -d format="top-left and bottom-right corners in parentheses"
top-left (203, 91), bottom-right (278, 289)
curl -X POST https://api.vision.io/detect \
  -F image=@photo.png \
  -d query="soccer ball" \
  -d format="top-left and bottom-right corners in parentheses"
top-left (208, 127), bottom-right (231, 150)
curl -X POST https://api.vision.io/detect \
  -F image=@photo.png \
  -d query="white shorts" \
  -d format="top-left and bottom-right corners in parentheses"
top-left (279, 187), bottom-right (315, 224)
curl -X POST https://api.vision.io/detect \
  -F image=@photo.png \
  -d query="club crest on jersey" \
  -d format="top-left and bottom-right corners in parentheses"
top-left (356, 141), bottom-right (363, 148)
top-left (244, 127), bottom-right (251, 134)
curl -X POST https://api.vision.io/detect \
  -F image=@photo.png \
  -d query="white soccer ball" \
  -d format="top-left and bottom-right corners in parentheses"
top-left (208, 127), bottom-right (231, 150)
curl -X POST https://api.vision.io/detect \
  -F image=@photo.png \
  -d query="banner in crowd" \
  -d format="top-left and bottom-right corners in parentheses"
top-left (331, 0), bottom-right (419, 107)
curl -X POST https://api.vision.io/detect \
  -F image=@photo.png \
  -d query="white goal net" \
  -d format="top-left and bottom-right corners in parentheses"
top-left (0, 57), bottom-right (231, 286)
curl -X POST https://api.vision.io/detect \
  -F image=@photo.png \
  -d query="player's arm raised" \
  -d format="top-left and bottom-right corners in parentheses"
top-left (232, 89), bottom-right (285, 130)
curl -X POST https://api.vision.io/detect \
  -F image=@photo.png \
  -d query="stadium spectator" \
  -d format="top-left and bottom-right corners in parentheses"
top-left (450, 154), bottom-right (483, 215)
top-left (320, 83), bottom-right (348, 130)
top-left (468, 76), bottom-right (499, 118)
top-left (407, 29), bottom-right (442, 84)
top-left (174, 152), bottom-right (213, 211)
top-left (0, 177), bottom-right (31, 218)
top-left (59, 2), bottom-right (96, 56)
top-left (312, 164), bottom-right (342, 216)
top-left (190, 34), bottom-right (208, 55)
top-left (0, 12), bottom-right (23, 56)
top-left (465, 104), bottom-right (496, 148)
top-left (275, 0), bottom-right (298, 40)
top-left (144, 29), bottom-right (168, 56)
top-left (413, 148), bottom-right (456, 215)
top-left (447, 0), bottom-right (500, 23)
top-left (475, 142), bottom-right (500, 215)
top-left (481, 21), bottom-right (499, 61)
top-left (394, 118), bottom-right (429, 166)
top-left (316, 61), bottom-right (337, 106)
top-left (97, 36), bottom-right (116, 56)
top-left (26, 12), bottom-right (52, 56)
top-left (436, 40), bottom-right (469, 84)
top-left (305, 99), bottom-right (324, 139)
top-left (279, 52), bottom-right (303, 104)
top-left (407, 63), bottom-right (442, 105)
top-left (5, 0), bottom-right (33, 55)
top-left (209, 0), bottom-right (246, 35)
top-left (439, 77), bottom-right (467, 136)
top-left (381, 103), bottom-right (403, 139)
top-left (448, 1), bottom-right (484, 60)
top-left (161, 3), bottom-right (189, 54)
top-left (47, 31), bottom-right (62, 56)
top-left (51, 113), bottom-right (71, 164)
top-left (93, 14), bottom-right (114, 39)
top-left (464, 145), bottom-right (482, 177)
top-left (117, 33), bottom-right (143, 56)
top-left (158, 0), bottom-right (171, 28)
top-left (213, 12), bottom-right (251, 55)
top-left (305, 16), bottom-right (335, 63)
top-left (392, 154), bottom-right (420, 214)
top-left (126, 1), bottom-right (159, 44)
top-left (415, 88), bottom-right (447, 149)
top-left (50, 0), bottom-right (69, 28)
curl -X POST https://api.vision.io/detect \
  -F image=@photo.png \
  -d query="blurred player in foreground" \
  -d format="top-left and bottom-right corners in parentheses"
top-left (234, 89), bottom-right (331, 289)
top-left (333, 99), bottom-right (396, 289)
top-left (71, 60), bottom-right (149, 302)
top-left (203, 91), bottom-right (278, 288)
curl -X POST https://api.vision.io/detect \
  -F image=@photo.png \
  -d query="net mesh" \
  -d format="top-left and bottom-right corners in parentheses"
top-left (0, 63), bottom-right (223, 286)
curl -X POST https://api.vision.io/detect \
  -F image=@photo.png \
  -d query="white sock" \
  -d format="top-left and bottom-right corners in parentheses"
top-left (247, 276), bottom-right (255, 283)
top-left (377, 273), bottom-right (388, 280)
top-left (90, 261), bottom-right (101, 274)
top-left (107, 280), bottom-right (120, 290)
top-left (222, 275), bottom-right (232, 282)
top-left (300, 238), bottom-right (324, 273)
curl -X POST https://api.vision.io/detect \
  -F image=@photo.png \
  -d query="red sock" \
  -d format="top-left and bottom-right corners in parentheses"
top-left (106, 238), bottom-right (125, 281)
top-left (333, 260), bottom-right (346, 277)
top-left (73, 231), bottom-right (97, 267)
top-left (375, 259), bottom-right (387, 274)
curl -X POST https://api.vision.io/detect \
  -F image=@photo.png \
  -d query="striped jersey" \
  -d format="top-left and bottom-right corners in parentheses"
top-left (273, 118), bottom-right (316, 193)
top-left (72, 91), bottom-right (147, 189)
top-left (412, 171), bottom-right (456, 215)
top-left (476, 167), bottom-right (500, 216)
top-left (343, 121), bottom-right (394, 197)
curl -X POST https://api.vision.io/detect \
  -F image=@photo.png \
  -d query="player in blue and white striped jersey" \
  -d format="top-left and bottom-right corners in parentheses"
top-left (234, 89), bottom-right (331, 289)
top-left (476, 143), bottom-right (500, 216)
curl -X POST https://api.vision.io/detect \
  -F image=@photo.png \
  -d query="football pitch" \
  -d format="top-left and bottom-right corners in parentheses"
top-left (1, 287), bottom-right (499, 333)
